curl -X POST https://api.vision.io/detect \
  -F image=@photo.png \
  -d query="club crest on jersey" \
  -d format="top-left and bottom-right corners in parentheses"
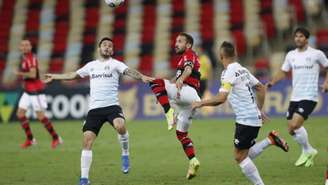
top-left (104, 65), bottom-right (110, 70)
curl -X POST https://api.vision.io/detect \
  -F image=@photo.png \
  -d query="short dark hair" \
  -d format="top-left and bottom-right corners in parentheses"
top-left (178, 32), bottom-right (194, 47)
top-left (220, 41), bottom-right (235, 58)
top-left (98, 37), bottom-right (113, 47)
top-left (294, 27), bottom-right (310, 39)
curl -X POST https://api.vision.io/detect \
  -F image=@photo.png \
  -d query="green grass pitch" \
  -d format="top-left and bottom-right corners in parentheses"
top-left (0, 117), bottom-right (327, 185)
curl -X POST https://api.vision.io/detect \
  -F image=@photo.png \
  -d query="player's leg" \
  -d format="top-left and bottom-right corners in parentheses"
top-left (149, 79), bottom-right (175, 130)
top-left (234, 123), bottom-right (264, 185)
top-left (17, 93), bottom-right (36, 148)
top-left (32, 94), bottom-right (62, 149)
top-left (108, 106), bottom-right (130, 174)
top-left (287, 101), bottom-right (317, 167)
top-left (175, 107), bottom-right (199, 179)
top-left (79, 109), bottom-right (106, 185)
top-left (248, 130), bottom-right (289, 159)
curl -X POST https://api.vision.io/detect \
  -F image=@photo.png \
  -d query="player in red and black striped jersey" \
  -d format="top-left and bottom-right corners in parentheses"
top-left (149, 33), bottom-right (201, 179)
top-left (15, 39), bottom-right (62, 149)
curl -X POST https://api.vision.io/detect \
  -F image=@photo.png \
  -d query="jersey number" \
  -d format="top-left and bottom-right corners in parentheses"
top-left (246, 84), bottom-right (255, 103)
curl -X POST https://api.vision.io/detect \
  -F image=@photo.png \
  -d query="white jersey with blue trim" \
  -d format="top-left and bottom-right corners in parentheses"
top-left (282, 46), bottom-right (328, 102)
top-left (219, 62), bottom-right (262, 127)
top-left (76, 58), bottom-right (128, 111)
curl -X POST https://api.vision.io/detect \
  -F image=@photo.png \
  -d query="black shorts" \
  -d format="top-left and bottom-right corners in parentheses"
top-left (234, 123), bottom-right (260, 150)
top-left (286, 100), bottom-right (317, 120)
top-left (82, 105), bottom-right (125, 136)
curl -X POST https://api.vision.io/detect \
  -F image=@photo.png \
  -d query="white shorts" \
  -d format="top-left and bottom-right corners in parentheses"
top-left (18, 92), bottom-right (48, 112)
top-left (164, 80), bottom-right (201, 132)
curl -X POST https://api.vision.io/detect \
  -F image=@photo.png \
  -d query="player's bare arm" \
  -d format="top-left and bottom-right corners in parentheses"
top-left (192, 92), bottom-right (228, 110)
top-left (123, 68), bottom-right (154, 83)
top-left (44, 72), bottom-right (80, 83)
top-left (267, 70), bottom-right (287, 88)
top-left (255, 83), bottom-right (269, 122)
top-left (321, 67), bottom-right (328, 92)
top-left (176, 64), bottom-right (193, 90)
top-left (16, 67), bottom-right (37, 79)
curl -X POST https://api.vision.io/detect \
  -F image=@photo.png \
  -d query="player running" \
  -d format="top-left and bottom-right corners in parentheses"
top-left (192, 41), bottom-right (289, 185)
top-left (267, 27), bottom-right (328, 167)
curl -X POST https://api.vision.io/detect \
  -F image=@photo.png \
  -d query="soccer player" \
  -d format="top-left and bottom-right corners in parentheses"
top-left (267, 27), bottom-right (328, 167)
top-left (192, 41), bottom-right (289, 185)
top-left (15, 39), bottom-right (62, 149)
top-left (149, 32), bottom-right (201, 179)
top-left (44, 37), bottom-right (154, 185)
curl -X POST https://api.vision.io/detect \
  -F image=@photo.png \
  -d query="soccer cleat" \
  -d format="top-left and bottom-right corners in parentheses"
top-left (165, 108), bottom-right (175, 131)
top-left (186, 157), bottom-right (200, 180)
top-left (268, 130), bottom-right (289, 152)
top-left (304, 149), bottom-right (318, 167)
top-left (20, 138), bottom-right (37, 149)
top-left (51, 136), bottom-right (63, 149)
top-left (79, 178), bottom-right (90, 185)
top-left (121, 155), bottom-right (130, 174)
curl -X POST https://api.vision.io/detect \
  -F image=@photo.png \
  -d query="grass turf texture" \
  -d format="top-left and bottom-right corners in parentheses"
top-left (0, 118), bottom-right (327, 185)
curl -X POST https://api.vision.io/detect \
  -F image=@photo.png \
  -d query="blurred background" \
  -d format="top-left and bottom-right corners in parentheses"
top-left (0, 0), bottom-right (327, 122)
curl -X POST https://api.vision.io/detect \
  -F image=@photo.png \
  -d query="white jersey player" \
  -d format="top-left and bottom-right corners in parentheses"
top-left (267, 27), bottom-right (328, 167)
top-left (44, 37), bottom-right (154, 185)
top-left (192, 41), bottom-right (289, 185)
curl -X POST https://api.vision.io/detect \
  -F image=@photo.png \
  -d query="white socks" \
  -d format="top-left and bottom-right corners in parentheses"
top-left (81, 150), bottom-right (92, 179)
top-left (118, 132), bottom-right (129, 156)
top-left (248, 138), bottom-right (271, 159)
top-left (239, 157), bottom-right (265, 185)
top-left (292, 126), bottom-right (314, 153)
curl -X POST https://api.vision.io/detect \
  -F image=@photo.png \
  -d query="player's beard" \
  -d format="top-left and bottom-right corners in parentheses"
top-left (100, 50), bottom-right (111, 59)
top-left (175, 47), bottom-right (185, 54)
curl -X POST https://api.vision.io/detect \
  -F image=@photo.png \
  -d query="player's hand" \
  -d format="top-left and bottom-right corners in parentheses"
top-left (141, 75), bottom-right (155, 83)
top-left (320, 82), bottom-right (328, 93)
top-left (191, 101), bottom-right (202, 110)
top-left (260, 111), bottom-right (270, 123)
top-left (265, 82), bottom-right (273, 89)
top-left (44, 74), bottom-right (54, 83)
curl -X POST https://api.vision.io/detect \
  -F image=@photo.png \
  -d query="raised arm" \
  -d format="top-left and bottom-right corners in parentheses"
top-left (123, 68), bottom-right (154, 83)
top-left (44, 72), bottom-right (80, 83)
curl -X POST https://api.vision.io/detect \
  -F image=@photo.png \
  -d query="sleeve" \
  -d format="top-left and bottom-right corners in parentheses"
top-left (316, 50), bottom-right (328, 68)
top-left (76, 63), bottom-right (90, 78)
top-left (183, 52), bottom-right (195, 68)
top-left (219, 69), bottom-right (235, 93)
top-left (248, 71), bottom-right (260, 87)
top-left (281, 53), bottom-right (291, 72)
top-left (116, 61), bottom-right (128, 74)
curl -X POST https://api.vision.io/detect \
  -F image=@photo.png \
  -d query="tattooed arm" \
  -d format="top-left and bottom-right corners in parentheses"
top-left (123, 68), bottom-right (154, 83)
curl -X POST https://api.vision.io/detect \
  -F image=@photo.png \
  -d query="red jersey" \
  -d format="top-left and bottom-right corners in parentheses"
top-left (175, 49), bottom-right (201, 90)
top-left (20, 53), bottom-right (45, 93)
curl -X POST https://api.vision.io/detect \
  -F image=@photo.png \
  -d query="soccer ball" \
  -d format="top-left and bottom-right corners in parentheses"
top-left (104, 0), bottom-right (125, 8)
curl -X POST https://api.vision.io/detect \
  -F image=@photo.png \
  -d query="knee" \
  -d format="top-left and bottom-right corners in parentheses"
top-left (288, 122), bottom-right (299, 135)
top-left (82, 135), bottom-right (95, 150)
top-left (176, 130), bottom-right (187, 141)
top-left (234, 150), bottom-right (247, 163)
top-left (16, 111), bottom-right (24, 119)
top-left (114, 123), bottom-right (126, 135)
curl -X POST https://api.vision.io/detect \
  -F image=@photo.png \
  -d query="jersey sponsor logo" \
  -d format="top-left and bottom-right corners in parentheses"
top-left (292, 64), bottom-right (314, 70)
top-left (91, 73), bottom-right (113, 79)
